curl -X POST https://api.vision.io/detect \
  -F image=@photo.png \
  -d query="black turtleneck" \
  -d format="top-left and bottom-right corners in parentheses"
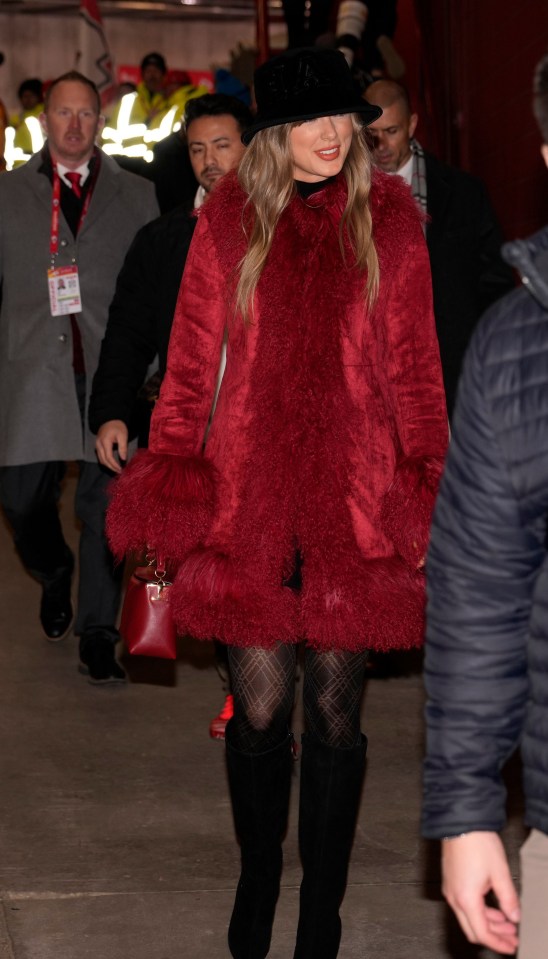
top-left (295, 176), bottom-right (337, 199)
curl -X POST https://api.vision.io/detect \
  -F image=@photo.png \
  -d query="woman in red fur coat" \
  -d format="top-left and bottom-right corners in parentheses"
top-left (107, 47), bottom-right (448, 959)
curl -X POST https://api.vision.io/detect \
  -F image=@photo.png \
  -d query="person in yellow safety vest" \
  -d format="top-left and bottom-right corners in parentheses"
top-left (166, 76), bottom-right (210, 126)
top-left (10, 78), bottom-right (44, 164)
top-left (133, 52), bottom-right (170, 125)
top-left (103, 53), bottom-right (208, 156)
top-left (104, 52), bottom-right (170, 136)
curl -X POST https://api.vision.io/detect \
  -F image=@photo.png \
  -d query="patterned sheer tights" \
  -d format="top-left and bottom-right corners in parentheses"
top-left (227, 645), bottom-right (369, 753)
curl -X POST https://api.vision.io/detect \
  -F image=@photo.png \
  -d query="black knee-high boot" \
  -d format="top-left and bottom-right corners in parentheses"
top-left (293, 733), bottom-right (367, 959)
top-left (226, 725), bottom-right (294, 959)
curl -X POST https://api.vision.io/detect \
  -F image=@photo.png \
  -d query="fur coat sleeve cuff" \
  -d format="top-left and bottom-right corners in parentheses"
top-left (380, 456), bottom-right (444, 567)
top-left (105, 449), bottom-right (217, 563)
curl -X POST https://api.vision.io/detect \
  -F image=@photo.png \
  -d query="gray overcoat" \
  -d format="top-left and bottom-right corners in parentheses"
top-left (0, 148), bottom-right (159, 466)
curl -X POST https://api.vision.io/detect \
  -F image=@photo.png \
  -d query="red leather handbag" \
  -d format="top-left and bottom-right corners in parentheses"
top-left (120, 553), bottom-right (177, 659)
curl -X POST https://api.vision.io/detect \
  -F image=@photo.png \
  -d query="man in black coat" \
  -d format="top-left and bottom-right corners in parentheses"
top-left (89, 93), bottom-right (252, 459)
top-left (422, 55), bottom-right (548, 958)
top-left (88, 93), bottom-right (252, 734)
top-left (363, 79), bottom-right (514, 417)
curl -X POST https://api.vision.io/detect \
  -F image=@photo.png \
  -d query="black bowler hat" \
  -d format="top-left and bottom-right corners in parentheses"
top-left (242, 47), bottom-right (382, 145)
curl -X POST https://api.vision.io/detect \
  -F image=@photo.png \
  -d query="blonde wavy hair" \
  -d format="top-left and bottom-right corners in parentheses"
top-left (235, 115), bottom-right (379, 323)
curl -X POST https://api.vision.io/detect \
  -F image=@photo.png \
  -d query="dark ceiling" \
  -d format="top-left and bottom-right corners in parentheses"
top-left (0, 0), bottom-right (284, 18)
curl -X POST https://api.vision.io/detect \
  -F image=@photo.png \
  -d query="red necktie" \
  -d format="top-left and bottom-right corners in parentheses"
top-left (65, 171), bottom-right (82, 198)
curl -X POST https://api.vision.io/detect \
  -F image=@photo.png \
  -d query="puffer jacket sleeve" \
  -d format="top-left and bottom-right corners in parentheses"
top-left (422, 312), bottom-right (540, 838)
top-left (106, 206), bottom-right (227, 562)
top-left (380, 221), bottom-right (449, 567)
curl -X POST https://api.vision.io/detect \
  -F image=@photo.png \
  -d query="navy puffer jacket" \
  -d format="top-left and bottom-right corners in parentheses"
top-left (422, 226), bottom-right (548, 839)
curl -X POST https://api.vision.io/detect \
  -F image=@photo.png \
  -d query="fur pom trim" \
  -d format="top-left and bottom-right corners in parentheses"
top-left (175, 547), bottom-right (242, 604)
top-left (380, 456), bottom-right (444, 567)
top-left (171, 546), bottom-right (299, 646)
top-left (106, 450), bottom-right (217, 562)
top-left (302, 557), bottom-right (426, 653)
top-left (171, 550), bottom-right (426, 653)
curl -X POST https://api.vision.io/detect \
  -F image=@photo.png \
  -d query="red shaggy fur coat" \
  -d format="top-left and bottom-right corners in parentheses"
top-left (107, 170), bottom-right (448, 651)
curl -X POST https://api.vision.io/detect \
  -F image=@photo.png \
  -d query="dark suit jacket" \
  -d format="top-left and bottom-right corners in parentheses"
top-left (424, 151), bottom-right (514, 416)
top-left (0, 148), bottom-right (158, 465)
top-left (88, 204), bottom-right (196, 439)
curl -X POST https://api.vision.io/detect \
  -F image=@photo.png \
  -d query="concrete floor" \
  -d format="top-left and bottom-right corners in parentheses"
top-left (0, 473), bottom-right (525, 959)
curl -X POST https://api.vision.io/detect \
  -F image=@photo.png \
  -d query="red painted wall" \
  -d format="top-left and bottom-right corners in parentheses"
top-left (409, 0), bottom-right (548, 240)
top-left (454, 0), bottom-right (548, 239)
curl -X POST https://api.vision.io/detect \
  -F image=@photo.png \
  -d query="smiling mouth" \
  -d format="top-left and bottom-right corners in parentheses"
top-left (315, 146), bottom-right (340, 160)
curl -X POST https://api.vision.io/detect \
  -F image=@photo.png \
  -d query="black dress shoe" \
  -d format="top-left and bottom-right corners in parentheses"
top-left (40, 553), bottom-right (74, 642)
top-left (79, 632), bottom-right (127, 686)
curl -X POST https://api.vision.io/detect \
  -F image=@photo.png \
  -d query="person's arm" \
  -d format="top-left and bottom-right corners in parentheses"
top-left (146, 212), bottom-right (227, 459)
top-left (336, 0), bottom-right (368, 65)
top-left (89, 222), bottom-right (160, 446)
top-left (422, 305), bottom-right (545, 950)
top-left (380, 219), bottom-right (449, 567)
top-left (106, 208), bottom-right (227, 563)
top-left (441, 832), bottom-right (520, 955)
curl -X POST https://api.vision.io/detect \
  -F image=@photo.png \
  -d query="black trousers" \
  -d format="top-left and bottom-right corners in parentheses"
top-left (0, 458), bottom-right (123, 636)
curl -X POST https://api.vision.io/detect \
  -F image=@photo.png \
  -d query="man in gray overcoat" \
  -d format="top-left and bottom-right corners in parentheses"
top-left (0, 71), bottom-right (159, 683)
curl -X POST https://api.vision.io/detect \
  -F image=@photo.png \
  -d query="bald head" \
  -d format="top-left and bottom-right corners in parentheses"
top-left (364, 80), bottom-right (411, 115)
top-left (363, 80), bottom-right (417, 173)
